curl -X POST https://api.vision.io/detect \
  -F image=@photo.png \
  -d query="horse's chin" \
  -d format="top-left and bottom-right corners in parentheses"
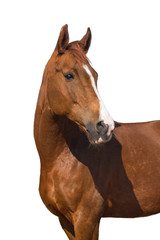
top-left (86, 131), bottom-right (113, 145)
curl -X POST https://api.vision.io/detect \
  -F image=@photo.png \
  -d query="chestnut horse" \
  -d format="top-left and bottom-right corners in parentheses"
top-left (34, 25), bottom-right (160, 240)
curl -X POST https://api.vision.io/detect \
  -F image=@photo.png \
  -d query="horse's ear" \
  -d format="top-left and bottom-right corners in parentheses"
top-left (56, 24), bottom-right (69, 54)
top-left (79, 28), bottom-right (92, 54)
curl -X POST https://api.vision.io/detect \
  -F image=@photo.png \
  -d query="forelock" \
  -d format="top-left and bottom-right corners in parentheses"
top-left (67, 42), bottom-right (89, 65)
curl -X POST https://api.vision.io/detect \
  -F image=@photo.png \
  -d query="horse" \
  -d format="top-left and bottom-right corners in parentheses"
top-left (34, 24), bottom-right (160, 240)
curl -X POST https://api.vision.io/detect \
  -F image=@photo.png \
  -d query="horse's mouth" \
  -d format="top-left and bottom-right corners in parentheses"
top-left (75, 120), bottom-right (113, 145)
top-left (86, 130), bottom-right (112, 145)
top-left (86, 122), bottom-right (113, 145)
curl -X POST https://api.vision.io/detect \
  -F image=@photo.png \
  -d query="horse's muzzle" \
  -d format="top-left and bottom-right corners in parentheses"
top-left (86, 121), bottom-right (113, 145)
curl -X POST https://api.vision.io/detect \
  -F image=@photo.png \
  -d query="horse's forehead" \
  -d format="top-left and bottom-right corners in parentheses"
top-left (56, 51), bottom-right (88, 71)
top-left (56, 53), bottom-right (77, 68)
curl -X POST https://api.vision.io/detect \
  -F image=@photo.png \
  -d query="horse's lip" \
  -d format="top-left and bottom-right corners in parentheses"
top-left (76, 121), bottom-right (113, 145)
top-left (86, 128), bottom-right (113, 145)
top-left (95, 132), bottom-right (112, 145)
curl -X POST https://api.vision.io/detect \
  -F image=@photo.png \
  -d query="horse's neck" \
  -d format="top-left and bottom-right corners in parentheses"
top-left (34, 98), bottom-right (83, 168)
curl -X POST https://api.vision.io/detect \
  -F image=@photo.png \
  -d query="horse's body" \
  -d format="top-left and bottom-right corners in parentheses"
top-left (34, 25), bottom-right (160, 240)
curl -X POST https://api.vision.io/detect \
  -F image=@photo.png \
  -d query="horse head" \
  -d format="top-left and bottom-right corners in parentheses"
top-left (46, 24), bottom-right (114, 145)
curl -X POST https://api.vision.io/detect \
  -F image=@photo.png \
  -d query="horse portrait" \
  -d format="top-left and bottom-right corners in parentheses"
top-left (34, 25), bottom-right (160, 240)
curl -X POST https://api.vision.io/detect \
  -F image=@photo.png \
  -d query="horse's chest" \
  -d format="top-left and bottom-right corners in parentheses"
top-left (39, 158), bottom-right (96, 218)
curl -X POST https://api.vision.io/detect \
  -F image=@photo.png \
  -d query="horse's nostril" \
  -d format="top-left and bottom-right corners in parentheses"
top-left (96, 121), bottom-right (109, 134)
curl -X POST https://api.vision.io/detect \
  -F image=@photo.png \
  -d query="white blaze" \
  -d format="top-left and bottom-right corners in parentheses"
top-left (83, 64), bottom-right (115, 135)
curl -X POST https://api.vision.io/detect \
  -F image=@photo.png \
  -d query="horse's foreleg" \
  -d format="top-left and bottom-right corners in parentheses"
top-left (92, 221), bottom-right (100, 240)
top-left (73, 214), bottom-right (100, 240)
top-left (59, 215), bottom-right (75, 240)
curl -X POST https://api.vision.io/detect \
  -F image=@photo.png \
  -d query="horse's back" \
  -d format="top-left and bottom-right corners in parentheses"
top-left (114, 120), bottom-right (160, 147)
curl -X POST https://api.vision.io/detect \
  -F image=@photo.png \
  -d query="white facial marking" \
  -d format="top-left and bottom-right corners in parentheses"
top-left (83, 64), bottom-right (115, 135)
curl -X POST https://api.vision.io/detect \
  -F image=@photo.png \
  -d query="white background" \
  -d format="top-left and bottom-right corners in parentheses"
top-left (0, 0), bottom-right (160, 239)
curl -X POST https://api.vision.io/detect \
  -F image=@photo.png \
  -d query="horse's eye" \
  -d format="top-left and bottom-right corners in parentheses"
top-left (65, 73), bottom-right (75, 81)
